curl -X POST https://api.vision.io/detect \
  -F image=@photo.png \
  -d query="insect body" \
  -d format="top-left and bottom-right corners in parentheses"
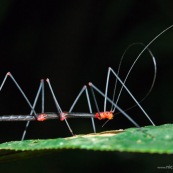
top-left (0, 112), bottom-right (114, 122)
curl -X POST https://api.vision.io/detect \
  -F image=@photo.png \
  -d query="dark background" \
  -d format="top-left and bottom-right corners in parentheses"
top-left (0, 0), bottom-right (173, 172)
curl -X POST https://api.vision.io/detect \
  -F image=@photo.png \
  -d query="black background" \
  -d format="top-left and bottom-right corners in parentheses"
top-left (0, 0), bottom-right (173, 172)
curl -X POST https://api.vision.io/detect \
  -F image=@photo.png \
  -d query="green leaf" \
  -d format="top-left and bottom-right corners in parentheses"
top-left (0, 124), bottom-right (173, 162)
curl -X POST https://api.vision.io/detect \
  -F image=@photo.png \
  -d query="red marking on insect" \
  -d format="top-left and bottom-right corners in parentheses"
top-left (95, 111), bottom-right (114, 120)
top-left (37, 113), bottom-right (47, 121)
top-left (7, 72), bottom-right (11, 76)
top-left (60, 112), bottom-right (67, 121)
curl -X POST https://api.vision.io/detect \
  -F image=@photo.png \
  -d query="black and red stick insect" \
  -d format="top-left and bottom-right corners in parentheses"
top-left (0, 25), bottom-right (172, 141)
top-left (0, 43), bottom-right (156, 141)
top-left (0, 71), bottom-right (137, 141)
top-left (0, 72), bottom-right (115, 140)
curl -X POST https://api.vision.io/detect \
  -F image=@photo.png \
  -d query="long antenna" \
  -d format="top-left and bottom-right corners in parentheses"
top-left (112, 46), bottom-right (156, 113)
top-left (113, 25), bottom-right (173, 111)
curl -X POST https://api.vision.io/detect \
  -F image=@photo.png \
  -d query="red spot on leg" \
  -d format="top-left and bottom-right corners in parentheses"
top-left (37, 113), bottom-right (47, 121)
top-left (60, 112), bottom-right (67, 121)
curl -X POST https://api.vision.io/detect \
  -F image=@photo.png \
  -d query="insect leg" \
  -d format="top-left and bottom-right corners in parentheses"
top-left (7, 73), bottom-right (38, 118)
top-left (69, 86), bottom-right (96, 133)
top-left (89, 85), bottom-right (100, 115)
top-left (85, 87), bottom-right (96, 133)
top-left (21, 79), bottom-right (44, 140)
top-left (0, 72), bottom-right (41, 140)
top-left (46, 78), bottom-right (74, 136)
top-left (108, 67), bottom-right (155, 125)
top-left (41, 79), bottom-right (44, 113)
top-left (89, 82), bottom-right (141, 128)
top-left (0, 73), bottom-right (9, 91)
top-left (103, 44), bottom-right (157, 127)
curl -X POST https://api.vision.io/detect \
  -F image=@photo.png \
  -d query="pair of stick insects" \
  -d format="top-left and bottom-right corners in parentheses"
top-left (0, 25), bottom-right (172, 141)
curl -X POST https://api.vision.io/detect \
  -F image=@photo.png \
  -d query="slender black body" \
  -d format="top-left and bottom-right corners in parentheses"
top-left (0, 112), bottom-right (96, 121)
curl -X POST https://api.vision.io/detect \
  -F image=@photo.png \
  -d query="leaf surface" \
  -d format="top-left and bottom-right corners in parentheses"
top-left (0, 124), bottom-right (172, 162)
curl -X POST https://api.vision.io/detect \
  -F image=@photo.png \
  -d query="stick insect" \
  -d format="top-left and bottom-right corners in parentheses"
top-left (0, 44), bottom-right (156, 141)
top-left (0, 25), bottom-right (172, 141)
top-left (0, 71), bottom-right (137, 141)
